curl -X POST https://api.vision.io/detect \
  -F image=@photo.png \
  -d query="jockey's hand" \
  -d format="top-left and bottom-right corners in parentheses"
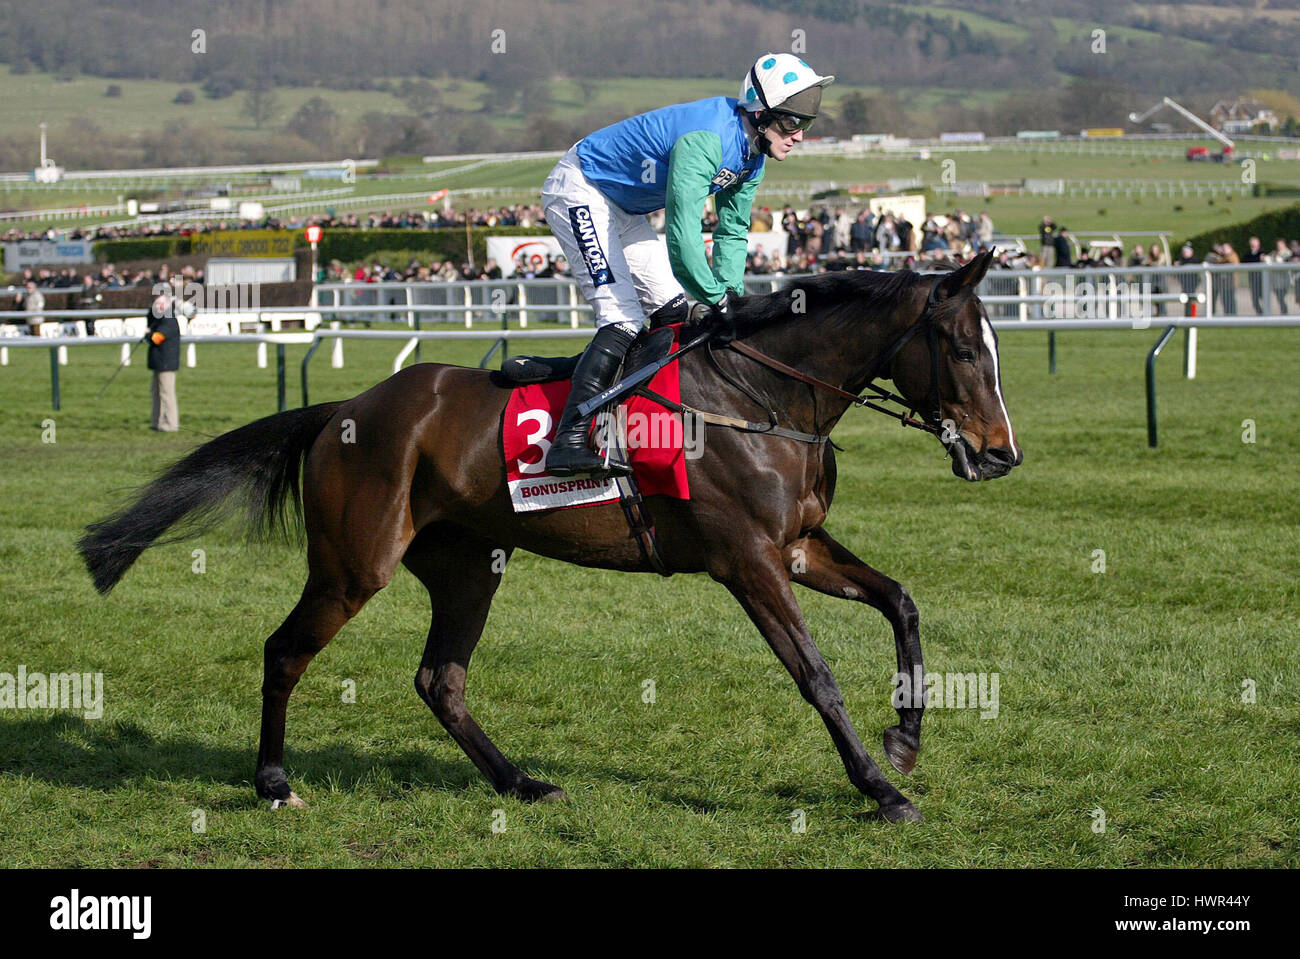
top-left (689, 292), bottom-right (738, 341)
top-left (151, 332), bottom-right (165, 345)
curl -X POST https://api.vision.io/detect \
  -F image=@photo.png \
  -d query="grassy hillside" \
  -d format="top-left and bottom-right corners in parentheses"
top-left (2, 1), bottom-right (1296, 172)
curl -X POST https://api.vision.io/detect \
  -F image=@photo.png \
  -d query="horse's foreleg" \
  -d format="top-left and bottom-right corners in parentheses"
top-left (404, 529), bottom-right (566, 803)
top-left (719, 545), bottom-right (920, 822)
top-left (785, 528), bottom-right (924, 776)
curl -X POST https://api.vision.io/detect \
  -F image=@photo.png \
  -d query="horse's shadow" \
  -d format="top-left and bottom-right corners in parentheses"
top-left (0, 714), bottom-right (573, 804)
top-left (2, 714), bottom-right (864, 813)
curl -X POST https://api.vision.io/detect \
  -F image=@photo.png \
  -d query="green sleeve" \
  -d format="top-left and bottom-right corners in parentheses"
top-left (711, 164), bottom-right (763, 298)
top-left (665, 130), bottom-right (728, 305)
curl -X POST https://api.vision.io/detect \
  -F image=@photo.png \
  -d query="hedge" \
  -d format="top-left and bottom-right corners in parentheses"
top-left (316, 226), bottom-right (551, 267)
top-left (1183, 202), bottom-right (1300, 257)
top-left (1252, 182), bottom-right (1300, 198)
top-left (92, 226), bottom-right (553, 268)
top-left (93, 237), bottom-right (187, 262)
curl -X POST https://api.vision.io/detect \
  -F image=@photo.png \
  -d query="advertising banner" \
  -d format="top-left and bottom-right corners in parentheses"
top-left (190, 229), bottom-right (296, 258)
top-left (4, 240), bottom-right (94, 271)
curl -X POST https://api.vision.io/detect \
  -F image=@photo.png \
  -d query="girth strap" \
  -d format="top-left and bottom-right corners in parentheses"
top-left (613, 470), bottom-right (671, 577)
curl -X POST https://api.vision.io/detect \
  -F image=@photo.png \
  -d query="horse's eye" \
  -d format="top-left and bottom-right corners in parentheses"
top-left (957, 349), bottom-right (976, 363)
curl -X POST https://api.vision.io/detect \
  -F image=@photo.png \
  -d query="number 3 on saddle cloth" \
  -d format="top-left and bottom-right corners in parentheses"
top-left (500, 325), bottom-right (691, 517)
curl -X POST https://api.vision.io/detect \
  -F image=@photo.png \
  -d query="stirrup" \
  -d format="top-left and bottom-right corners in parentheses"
top-left (545, 442), bottom-right (631, 478)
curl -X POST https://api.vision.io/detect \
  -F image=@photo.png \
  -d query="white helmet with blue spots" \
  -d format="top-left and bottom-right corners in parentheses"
top-left (740, 53), bottom-right (834, 120)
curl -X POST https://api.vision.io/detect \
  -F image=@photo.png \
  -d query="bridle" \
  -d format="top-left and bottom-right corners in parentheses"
top-left (724, 277), bottom-right (951, 440)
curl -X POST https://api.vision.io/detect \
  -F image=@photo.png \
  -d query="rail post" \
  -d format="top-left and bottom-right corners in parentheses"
top-left (408, 286), bottom-right (421, 363)
top-left (1146, 324), bottom-right (1178, 447)
top-left (49, 347), bottom-right (60, 410)
top-left (276, 343), bottom-right (287, 412)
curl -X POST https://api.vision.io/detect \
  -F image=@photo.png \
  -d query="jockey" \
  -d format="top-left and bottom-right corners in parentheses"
top-left (541, 53), bottom-right (834, 476)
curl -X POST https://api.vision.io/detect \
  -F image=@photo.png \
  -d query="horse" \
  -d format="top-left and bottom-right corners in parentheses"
top-left (78, 249), bottom-right (1018, 823)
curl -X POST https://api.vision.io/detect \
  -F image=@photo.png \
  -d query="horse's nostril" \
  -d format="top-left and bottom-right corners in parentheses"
top-left (985, 447), bottom-right (1018, 468)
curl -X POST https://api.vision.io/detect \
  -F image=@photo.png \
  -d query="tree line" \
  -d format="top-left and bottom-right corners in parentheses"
top-left (0, 0), bottom-right (1293, 94)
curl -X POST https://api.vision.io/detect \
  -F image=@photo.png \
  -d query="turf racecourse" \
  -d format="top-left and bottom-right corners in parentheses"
top-left (0, 321), bottom-right (1296, 868)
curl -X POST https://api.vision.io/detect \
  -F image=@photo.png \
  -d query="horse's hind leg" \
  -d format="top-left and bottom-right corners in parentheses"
top-left (255, 575), bottom-right (379, 806)
top-left (404, 526), bottom-right (566, 802)
top-left (255, 464), bottom-right (413, 806)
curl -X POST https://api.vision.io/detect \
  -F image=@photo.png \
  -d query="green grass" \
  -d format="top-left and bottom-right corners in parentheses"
top-left (0, 317), bottom-right (1297, 867)
top-left (0, 65), bottom-right (427, 140)
top-left (924, 193), bottom-right (1298, 238)
top-left (897, 3), bottom-right (1030, 42)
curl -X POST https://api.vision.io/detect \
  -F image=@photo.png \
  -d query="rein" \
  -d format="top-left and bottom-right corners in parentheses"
top-left (720, 279), bottom-right (948, 440)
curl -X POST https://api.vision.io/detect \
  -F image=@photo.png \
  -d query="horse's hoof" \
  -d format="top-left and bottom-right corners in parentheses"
top-left (508, 778), bottom-right (568, 803)
top-left (270, 791), bottom-right (307, 810)
top-left (883, 725), bottom-right (919, 775)
top-left (874, 801), bottom-right (923, 823)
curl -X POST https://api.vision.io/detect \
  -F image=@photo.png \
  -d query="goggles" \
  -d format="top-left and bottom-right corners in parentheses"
top-left (768, 111), bottom-right (816, 135)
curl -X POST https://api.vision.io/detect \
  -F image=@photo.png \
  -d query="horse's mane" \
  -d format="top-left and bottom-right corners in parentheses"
top-left (728, 269), bottom-right (925, 336)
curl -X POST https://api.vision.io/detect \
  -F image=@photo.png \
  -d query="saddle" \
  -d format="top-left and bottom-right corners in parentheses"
top-left (492, 325), bottom-right (677, 387)
top-left (494, 325), bottom-right (680, 578)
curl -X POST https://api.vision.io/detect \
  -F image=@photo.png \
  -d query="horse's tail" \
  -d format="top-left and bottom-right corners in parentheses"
top-left (78, 402), bottom-right (343, 595)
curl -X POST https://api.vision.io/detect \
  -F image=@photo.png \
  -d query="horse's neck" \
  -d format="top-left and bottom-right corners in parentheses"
top-left (691, 304), bottom-right (906, 434)
top-left (747, 303), bottom-right (905, 394)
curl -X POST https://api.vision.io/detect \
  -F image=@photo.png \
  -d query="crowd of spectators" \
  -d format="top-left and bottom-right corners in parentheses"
top-left (321, 248), bottom-right (571, 285)
top-left (1, 204), bottom-right (546, 245)
top-left (6, 262), bottom-right (205, 334)
top-left (728, 204), bottom-right (1000, 276)
top-left (10, 196), bottom-right (1300, 325)
top-left (9, 262), bottom-right (203, 290)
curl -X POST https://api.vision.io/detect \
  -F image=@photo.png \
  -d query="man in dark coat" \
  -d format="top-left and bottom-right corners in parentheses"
top-left (1053, 227), bottom-right (1074, 268)
top-left (147, 279), bottom-right (184, 432)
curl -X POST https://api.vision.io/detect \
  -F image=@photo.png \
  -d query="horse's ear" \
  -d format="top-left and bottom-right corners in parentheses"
top-left (936, 248), bottom-right (994, 300)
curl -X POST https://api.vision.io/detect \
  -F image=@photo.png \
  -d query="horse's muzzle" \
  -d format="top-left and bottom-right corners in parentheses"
top-left (981, 445), bottom-right (1021, 477)
top-left (948, 439), bottom-right (1020, 482)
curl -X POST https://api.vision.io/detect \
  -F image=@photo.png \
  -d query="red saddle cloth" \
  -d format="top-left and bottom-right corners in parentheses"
top-left (503, 332), bottom-right (691, 513)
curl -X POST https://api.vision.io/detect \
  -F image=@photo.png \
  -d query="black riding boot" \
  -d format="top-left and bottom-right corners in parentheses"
top-left (545, 324), bottom-right (638, 477)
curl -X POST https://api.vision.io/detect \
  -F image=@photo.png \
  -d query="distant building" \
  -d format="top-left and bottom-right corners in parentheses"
top-left (1209, 98), bottom-right (1279, 134)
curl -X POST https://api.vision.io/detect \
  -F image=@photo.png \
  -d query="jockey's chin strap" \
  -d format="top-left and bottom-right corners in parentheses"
top-left (725, 279), bottom-right (948, 438)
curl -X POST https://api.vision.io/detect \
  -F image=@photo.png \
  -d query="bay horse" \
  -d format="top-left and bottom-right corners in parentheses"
top-left (79, 250), bottom-right (1018, 823)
